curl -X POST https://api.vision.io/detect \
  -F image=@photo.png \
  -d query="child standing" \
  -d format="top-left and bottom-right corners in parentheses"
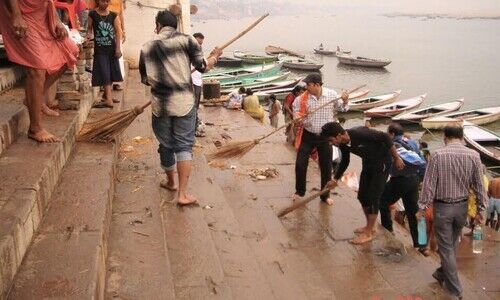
top-left (87, 0), bottom-right (122, 108)
top-left (268, 94), bottom-right (281, 128)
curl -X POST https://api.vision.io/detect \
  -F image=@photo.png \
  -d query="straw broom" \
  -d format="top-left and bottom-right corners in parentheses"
top-left (207, 84), bottom-right (367, 161)
top-left (78, 13), bottom-right (270, 142)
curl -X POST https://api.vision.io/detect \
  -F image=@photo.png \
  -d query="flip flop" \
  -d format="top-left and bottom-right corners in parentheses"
top-left (93, 102), bottom-right (114, 108)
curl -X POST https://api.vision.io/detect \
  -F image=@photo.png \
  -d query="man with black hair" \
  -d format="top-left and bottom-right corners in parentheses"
top-left (380, 123), bottom-right (426, 253)
top-left (139, 9), bottom-right (221, 206)
top-left (321, 122), bottom-right (405, 244)
top-left (192, 32), bottom-right (205, 137)
top-left (293, 74), bottom-right (349, 205)
top-left (417, 125), bottom-right (486, 299)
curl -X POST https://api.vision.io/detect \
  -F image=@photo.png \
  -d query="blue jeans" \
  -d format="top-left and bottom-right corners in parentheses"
top-left (152, 107), bottom-right (196, 171)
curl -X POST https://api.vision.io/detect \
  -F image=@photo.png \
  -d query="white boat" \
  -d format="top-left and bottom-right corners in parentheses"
top-left (221, 76), bottom-right (300, 94)
top-left (337, 53), bottom-right (391, 68)
top-left (349, 90), bottom-right (401, 111)
top-left (393, 99), bottom-right (464, 124)
top-left (422, 106), bottom-right (500, 130)
top-left (348, 89), bottom-right (370, 99)
top-left (313, 45), bottom-right (351, 56)
top-left (203, 62), bottom-right (283, 84)
top-left (278, 55), bottom-right (324, 71)
top-left (463, 123), bottom-right (500, 164)
top-left (365, 94), bottom-right (426, 118)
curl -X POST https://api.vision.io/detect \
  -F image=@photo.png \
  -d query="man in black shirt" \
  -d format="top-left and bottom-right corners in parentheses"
top-left (321, 122), bottom-right (405, 244)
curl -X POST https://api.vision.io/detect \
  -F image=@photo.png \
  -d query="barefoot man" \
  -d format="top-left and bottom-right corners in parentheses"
top-left (321, 122), bottom-right (405, 244)
top-left (0, 0), bottom-right (79, 142)
top-left (139, 10), bottom-right (221, 205)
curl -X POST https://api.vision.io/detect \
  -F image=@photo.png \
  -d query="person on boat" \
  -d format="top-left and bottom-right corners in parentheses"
top-left (283, 85), bottom-right (305, 144)
top-left (139, 9), bottom-right (221, 206)
top-left (268, 94), bottom-right (281, 128)
top-left (0, 0), bottom-right (79, 142)
top-left (318, 43), bottom-right (323, 50)
top-left (242, 88), bottom-right (265, 123)
top-left (322, 122), bottom-right (405, 244)
top-left (227, 87), bottom-right (245, 109)
top-left (292, 73), bottom-right (349, 205)
top-left (379, 123), bottom-right (428, 254)
top-left (417, 126), bottom-right (486, 299)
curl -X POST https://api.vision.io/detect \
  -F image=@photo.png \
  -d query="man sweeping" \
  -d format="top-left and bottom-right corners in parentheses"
top-left (322, 122), bottom-right (405, 244)
top-left (139, 10), bottom-right (221, 205)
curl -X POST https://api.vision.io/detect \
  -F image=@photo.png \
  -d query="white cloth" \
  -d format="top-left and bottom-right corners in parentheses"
top-left (191, 70), bottom-right (202, 87)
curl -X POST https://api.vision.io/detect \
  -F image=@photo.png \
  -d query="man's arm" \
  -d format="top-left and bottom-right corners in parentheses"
top-left (472, 155), bottom-right (487, 213)
top-left (389, 144), bottom-right (405, 170)
top-left (119, 4), bottom-right (125, 42)
top-left (113, 16), bottom-right (122, 58)
top-left (86, 12), bottom-right (93, 40)
top-left (138, 49), bottom-right (149, 86)
top-left (334, 146), bottom-right (350, 180)
top-left (418, 153), bottom-right (438, 210)
top-left (284, 95), bottom-right (294, 117)
top-left (333, 90), bottom-right (349, 112)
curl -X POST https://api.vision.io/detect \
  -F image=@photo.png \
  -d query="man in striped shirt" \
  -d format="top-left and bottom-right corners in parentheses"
top-left (417, 126), bottom-right (487, 299)
top-left (139, 10), bottom-right (221, 206)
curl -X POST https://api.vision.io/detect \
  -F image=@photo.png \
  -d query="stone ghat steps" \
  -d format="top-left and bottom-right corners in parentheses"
top-left (0, 66), bottom-right (23, 94)
top-left (0, 86), bottom-right (28, 157)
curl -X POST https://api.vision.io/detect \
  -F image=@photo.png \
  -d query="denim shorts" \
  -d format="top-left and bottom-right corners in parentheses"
top-left (152, 106), bottom-right (196, 170)
top-left (487, 197), bottom-right (500, 215)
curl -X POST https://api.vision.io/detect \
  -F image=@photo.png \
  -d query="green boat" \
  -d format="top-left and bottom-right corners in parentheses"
top-left (219, 72), bottom-right (293, 93)
top-left (233, 50), bottom-right (279, 64)
top-left (203, 62), bottom-right (283, 85)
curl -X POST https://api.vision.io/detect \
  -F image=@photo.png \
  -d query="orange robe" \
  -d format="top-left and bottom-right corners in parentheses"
top-left (0, 0), bottom-right (79, 74)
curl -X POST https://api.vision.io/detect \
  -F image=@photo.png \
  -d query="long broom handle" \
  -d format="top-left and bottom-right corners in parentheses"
top-left (277, 186), bottom-right (333, 217)
top-left (256, 84), bottom-right (366, 142)
top-left (138, 14), bottom-right (271, 112)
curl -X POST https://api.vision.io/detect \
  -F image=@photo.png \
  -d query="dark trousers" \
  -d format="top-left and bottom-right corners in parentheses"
top-left (380, 175), bottom-right (421, 247)
top-left (193, 85), bottom-right (202, 130)
top-left (295, 130), bottom-right (332, 201)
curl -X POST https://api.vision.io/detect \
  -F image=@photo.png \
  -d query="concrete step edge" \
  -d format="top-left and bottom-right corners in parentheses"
top-left (0, 66), bottom-right (24, 94)
top-left (0, 106), bottom-right (29, 157)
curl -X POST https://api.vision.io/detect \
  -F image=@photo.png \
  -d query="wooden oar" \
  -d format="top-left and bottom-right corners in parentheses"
top-left (277, 186), bottom-right (333, 218)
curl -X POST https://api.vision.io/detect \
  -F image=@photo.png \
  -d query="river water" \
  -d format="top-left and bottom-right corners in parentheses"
top-left (193, 8), bottom-right (500, 169)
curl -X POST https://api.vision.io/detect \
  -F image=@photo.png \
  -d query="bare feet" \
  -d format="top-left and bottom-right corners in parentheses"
top-left (28, 129), bottom-right (60, 143)
top-left (354, 227), bottom-right (376, 234)
top-left (160, 179), bottom-right (177, 191)
top-left (323, 198), bottom-right (334, 205)
top-left (177, 193), bottom-right (198, 206)
top-left (42, 103), bottom-right (60, 117)
top-left (292, 194), bottom-right (302, 201)
top-left (349, 232), bottom-right (374, 244)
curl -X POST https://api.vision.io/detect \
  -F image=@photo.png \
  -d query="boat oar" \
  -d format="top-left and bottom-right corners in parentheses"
top-left (206, 84), bottom-right (366, 161)
top-left (77, 13), bottom-right (270, 142)
top-left (277, 186), bottom-right (333, 218)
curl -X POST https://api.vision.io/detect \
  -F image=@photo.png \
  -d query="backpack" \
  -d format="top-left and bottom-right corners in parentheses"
top-left (394, 137), bottom-right (427, 181)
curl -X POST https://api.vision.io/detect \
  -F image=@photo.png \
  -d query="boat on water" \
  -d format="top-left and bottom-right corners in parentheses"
top-left (203, 62), bottom-right (283, 84)
top-left (219, 73), bottom-right (296, 93)
top-left (337, 53), bottom-right (391, 68)
top-left (278, 55), bottom-right (324, 71)
top-left (349, 90), bottom-right (401, 111)
top-left (421, 106), bottom-right (500, 130)
top-left (313, 45), bottom-right (351, 56)
top-left (233, 50), bottom-right (278, 64)
top-left (393, 99), bottom-right (464, 124)
top-left (364, 94), bottom-right (426, 118)
top-left (348, 89), bottom-right (370, 99)
top-left (265, 45), bottom-right (304, 58)
top-left (463, 123), bottom-right (500, 164)
top-left (215, 57), bottom-right (243, 68)
top-left (255, 87), bottom-right (294, 101)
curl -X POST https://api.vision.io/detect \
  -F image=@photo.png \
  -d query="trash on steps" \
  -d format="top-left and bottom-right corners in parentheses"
top-left (248, 167), bottom-right (279, 180)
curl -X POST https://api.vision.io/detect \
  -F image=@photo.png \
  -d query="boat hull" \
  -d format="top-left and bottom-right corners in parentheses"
top-left (365, 94), bottom-right (426, 118)
top-left (337, 55), bottom-right (391, 68)
top-left (463, 125), bottom-right (500, 164)
top-left (422, 107), bottom-right (500, 129)
top-left (349, 91), bottom-right (401, 111)
top-left (393, 99), bottom-right (464, 124)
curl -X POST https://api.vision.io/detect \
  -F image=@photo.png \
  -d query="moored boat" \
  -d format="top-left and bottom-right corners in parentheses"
top-left (393, 99), bottom-right (464, 124)
top-left (233, 50), bottom-right (278, 64)
top-left (215, 57), bottom-right (243, 68)
top-left (349, 90), bottom-right (401, 111)
top-left (203, 62), bottom-right (283, 84)
top-left (278, 55), bottom-right (324, 71)
top-left (265, 45), bottom-right (304, 58)
top-left (348, 89), bottom-right (370, 99)
top-left (220, 74), bottom-right (298, 94)
top-left (337, 53), bottom-right (391, 68)
top-left (364, 94), bottom-right (426, 118)
top-left (463, 123), bottom-right (500, 164)
top-left (313, 45), bottom-right (351, 56)
top-left (421, 106), bottom-right (500, 130)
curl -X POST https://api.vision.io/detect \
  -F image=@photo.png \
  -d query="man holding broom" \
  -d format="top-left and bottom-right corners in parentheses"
top-left (293, 74), bottom-right (349, 205)
top-left (321, 122), bottom-right (405, 244)
top-left (139, 9), bottom-right (221, 205)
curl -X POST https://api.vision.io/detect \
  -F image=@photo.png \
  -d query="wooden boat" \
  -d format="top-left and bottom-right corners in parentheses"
top-left (215, 57), bottom-right (243, 68)
top-left (255, 87), bottom-right (294, 101)
top-left (348, 89), bottom-right (370, 99)
top-left (393, 99), bottom-right (464, 124)
top-left (365, 94), bottom-right (426, 118)
top-left (233, 50), bottom-right (278, 64)
top-left (219, 73), bottom-right (294, 93)
top-left (265, 45), bottom-right (304, 58)
top-left (349, 90), bottom-right (401, 111)
top-left (337, 53), bottom-right (391, 68)
top-left (278, 55), bottom-right (324, 71)
top-left (313, 45), bottom-right (351, 56)
top-left (203, 62), bottom-right (283, 84)
top-left (422, 106), bottom-right (500, 130)
top-left (463, 123), bottom-right (500, 164)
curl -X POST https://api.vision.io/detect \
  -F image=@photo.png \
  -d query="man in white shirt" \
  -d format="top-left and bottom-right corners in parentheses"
top-left (192, 32), bottom-right (204, 137)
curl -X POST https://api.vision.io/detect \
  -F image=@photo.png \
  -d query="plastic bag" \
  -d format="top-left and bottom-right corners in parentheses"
top-left (341, 171), bottom-right (359, 191)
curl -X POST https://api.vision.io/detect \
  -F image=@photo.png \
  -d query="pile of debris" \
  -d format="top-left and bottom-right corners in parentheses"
top-left (248, 167), bottom-right (279, 180)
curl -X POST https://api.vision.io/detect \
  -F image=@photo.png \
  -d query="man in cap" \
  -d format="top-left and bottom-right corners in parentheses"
top-left (293, 73), bottom-right (349, 205)
top-left (139, 10), bottom-right (221, 205)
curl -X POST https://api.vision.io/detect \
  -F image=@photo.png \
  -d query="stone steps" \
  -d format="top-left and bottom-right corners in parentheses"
top-left (7, 142), bottom-right (116, 299)
top-left (0, 66), bottom-right (23, 94)
top-left (0, 86), bottom-right (28, 156)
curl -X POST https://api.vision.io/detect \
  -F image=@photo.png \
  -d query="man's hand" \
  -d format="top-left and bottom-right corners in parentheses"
top-left (341, 90), bottom-right (349, 104)
top-left (415, 209), bottom-right (425, 220)
top-left (394, 156), bottom-right (405, 170)
top-left (474, 212), bottom-right (484, 225)
top-left (325, 179), bottom-right (338, 190)
top-left (122, 31), bottom-right (126, 43)
top-left (12, 14), bottom-right (28, 39)
top-left (210, 47), bottom-right (223, 59)
top-left (54, 22), bottom-right (68, 40)
top-left (115, 48), bottom-right (122, 59)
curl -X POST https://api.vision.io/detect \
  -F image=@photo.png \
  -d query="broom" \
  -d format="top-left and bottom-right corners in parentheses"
top-left (206, 84), bottom-right (366, 160)
top-left (277, 186), bottom-right (333, 218)
top-left (77, 13), bottom-right (270, 142)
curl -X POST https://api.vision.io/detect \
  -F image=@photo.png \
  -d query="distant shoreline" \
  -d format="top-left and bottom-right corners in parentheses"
top-left (383, 12), bottom-right (500, 21)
